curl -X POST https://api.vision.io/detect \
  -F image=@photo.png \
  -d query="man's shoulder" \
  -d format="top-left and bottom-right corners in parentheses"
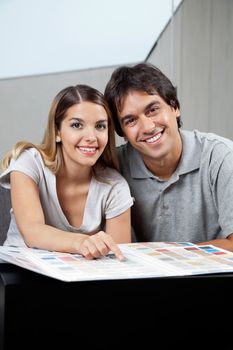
top-left (193, 129), bottom-right (233, 151)
top-left (116, 142), bottom-right (129, 160)
top-left (116, 143), bottom-right (136, 175)
top-left (116, 142), bottom-right (128, 153)
top-left (182, 129), bottom-right (233, 149)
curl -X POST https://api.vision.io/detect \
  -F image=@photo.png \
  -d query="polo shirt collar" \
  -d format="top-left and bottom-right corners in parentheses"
top-left (128, 129), bottom-right (201, 179)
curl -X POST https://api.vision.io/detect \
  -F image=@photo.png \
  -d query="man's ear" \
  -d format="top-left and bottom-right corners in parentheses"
top-left (175, 108), bottom-right (181, 118)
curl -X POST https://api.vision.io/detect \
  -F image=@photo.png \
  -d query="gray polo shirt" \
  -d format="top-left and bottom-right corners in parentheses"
top-left (117, 129), bottom-right (233, 243)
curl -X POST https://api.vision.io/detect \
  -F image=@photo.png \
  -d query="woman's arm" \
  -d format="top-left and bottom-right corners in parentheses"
top-left (77, 209), bottom-right (131, 261)
top-left (105, 209), bottom-right (132, 244)
top-left (10, 171), bottom-right (124, 260)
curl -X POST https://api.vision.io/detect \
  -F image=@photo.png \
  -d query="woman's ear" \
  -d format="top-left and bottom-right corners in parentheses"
top-left (56, 135), bottom-right (61, 143)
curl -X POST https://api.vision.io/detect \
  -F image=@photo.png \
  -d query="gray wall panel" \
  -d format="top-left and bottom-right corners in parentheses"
top-left (147, 0), bottom-right (233, 139)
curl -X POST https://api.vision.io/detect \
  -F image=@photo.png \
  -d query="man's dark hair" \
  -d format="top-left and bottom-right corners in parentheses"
top-left (104, 62), bottom-right (182, 137)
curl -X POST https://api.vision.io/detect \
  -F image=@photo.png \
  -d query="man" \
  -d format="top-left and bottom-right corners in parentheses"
top-left (104, 62), bottom-right (233, 251)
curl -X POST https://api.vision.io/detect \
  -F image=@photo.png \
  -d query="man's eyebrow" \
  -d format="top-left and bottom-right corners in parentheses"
top-left (120, 101), bottom-right (161, 122)
top-left (119, 114), bottom-right (135, 123)
top-left (144, 101), bottom-right (161, 111)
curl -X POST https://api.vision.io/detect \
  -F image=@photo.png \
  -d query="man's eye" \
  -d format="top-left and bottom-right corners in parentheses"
top-left (147, 106), bottom-right (159, 116)
top-left (124, 117), bottom-right (136, 126)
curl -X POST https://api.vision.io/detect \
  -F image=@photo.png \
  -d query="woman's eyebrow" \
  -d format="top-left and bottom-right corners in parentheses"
top-left (67, 117), bottom-right (83, 122)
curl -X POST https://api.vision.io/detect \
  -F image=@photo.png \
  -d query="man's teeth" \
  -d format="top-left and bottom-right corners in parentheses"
top-left (145, 133), bottom-right (162, 143)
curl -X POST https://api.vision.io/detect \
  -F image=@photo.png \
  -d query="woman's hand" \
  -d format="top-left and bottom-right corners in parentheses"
top-left (78, 231), bottom-right (125, 261)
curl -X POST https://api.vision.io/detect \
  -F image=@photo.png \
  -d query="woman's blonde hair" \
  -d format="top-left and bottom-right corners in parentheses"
top-left (1, 85), bottom-right (118, 174)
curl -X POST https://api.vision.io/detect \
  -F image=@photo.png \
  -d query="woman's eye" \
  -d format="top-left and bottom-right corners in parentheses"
top-left (71, 122), bottom-right (82, 129)
top-left (96, 123), bottom-right (107, 130)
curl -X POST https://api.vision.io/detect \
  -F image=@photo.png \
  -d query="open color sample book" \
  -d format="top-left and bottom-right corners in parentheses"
top-left (0, 242), bottom-right (233, 282)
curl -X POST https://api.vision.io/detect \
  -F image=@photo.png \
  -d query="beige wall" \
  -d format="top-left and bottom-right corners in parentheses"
top-left (147, 0), bottom-right (233, 139)
top-left (0, 65), bottom-right (127, 162)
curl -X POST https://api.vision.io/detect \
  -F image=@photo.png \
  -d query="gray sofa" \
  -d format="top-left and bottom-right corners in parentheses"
top-left (0, 186), bottom-right (11, 245)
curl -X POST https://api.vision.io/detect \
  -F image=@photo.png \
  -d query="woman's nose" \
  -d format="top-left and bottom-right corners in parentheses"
top-left (84, 128), bottom-right (97, 142)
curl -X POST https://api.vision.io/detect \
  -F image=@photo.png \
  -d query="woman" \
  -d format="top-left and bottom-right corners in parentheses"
top-left (0, 85), bottom-right (134, 260)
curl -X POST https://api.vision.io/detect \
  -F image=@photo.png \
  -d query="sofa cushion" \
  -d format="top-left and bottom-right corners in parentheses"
top-left (0, 187), bottom-right (11, 245)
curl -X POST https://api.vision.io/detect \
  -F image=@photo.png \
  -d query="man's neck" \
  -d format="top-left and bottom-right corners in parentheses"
top-left (143, 136), bottom-right (182, 180)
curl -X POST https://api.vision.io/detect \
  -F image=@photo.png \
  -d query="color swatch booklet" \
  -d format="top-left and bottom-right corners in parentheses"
top-left (0, 242), bottom-right (233, 282)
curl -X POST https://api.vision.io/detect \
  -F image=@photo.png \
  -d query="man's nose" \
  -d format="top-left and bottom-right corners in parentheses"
top-left (139, 114), bottom-right (155, 133)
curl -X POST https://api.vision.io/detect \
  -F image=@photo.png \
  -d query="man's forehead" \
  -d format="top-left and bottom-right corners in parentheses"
top-left (119, 91), bottom-right (161, 111)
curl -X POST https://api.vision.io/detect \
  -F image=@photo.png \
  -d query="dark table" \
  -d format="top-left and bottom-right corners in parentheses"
top-left (0, 263), bottom-right (232, 349)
